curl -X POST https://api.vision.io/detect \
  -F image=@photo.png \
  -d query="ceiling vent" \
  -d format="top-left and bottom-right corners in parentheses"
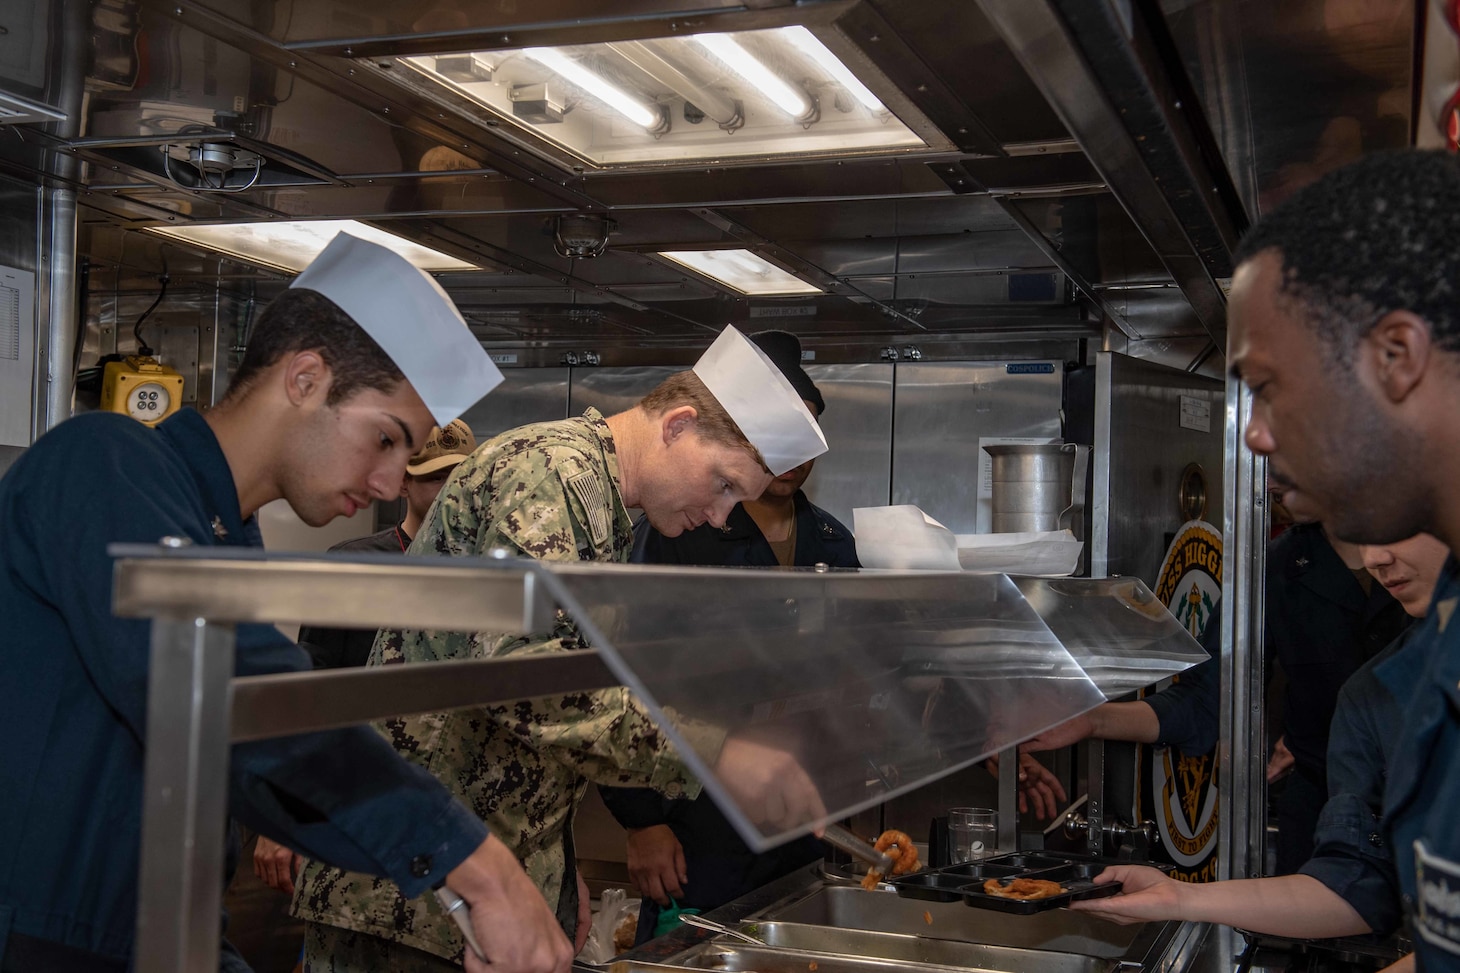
top-left (71, 132), bottom-right (339, 194)
top-left (0, 90), bottom-right (66, 127)
top-left (161, 142), bottom-right (264, 193)
top-left (552, 214), bottom-right (616, 258)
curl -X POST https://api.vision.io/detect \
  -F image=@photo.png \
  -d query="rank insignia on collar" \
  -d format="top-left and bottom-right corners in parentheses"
top-left (1295, 557), bottom-right (1309, 568)
top-left (212, 516), bottom-right (228, 540)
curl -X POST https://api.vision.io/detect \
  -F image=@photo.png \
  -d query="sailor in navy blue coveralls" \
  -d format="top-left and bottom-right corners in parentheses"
top-left (1220, 151), bottom-right (1460, 971)
top-left (0, 410), bottom-right (489, 971)
top-left (1381, 558), bottom-right (1460, 966)
top-left (1266, 522), bottom-right (1410, 874)
top-left (608, 492), bottom-right (858, 942)
top-left (0, 233), bottom-right (568, 973)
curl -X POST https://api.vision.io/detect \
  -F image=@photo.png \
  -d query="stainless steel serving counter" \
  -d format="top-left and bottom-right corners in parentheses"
top-left (111, 546), bottom-right (1208, 973)
top-left (613, 866), bottom-right (1213, 973)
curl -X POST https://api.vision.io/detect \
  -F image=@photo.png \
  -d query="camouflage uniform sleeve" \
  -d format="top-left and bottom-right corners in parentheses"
top-left (398, 438), bottom-right (726, 791)
top-left (490, 630), bottom-right (727, 794)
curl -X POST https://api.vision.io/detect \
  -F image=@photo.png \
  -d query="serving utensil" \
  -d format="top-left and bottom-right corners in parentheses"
top-left (677, 913), bottom-right (765, 945)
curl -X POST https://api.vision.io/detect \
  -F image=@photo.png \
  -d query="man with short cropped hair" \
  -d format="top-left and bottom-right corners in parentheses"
top-left (1067, 149), bottom-right (1460, 972)
top-left (0, 233), bottom-right (571, 973)
top-left (291, 327), bottom-right (831, 973)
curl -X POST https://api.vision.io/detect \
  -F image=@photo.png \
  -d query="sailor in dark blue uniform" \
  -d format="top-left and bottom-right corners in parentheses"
top-left (1266, 521), bottom-right (1411, 874)
top-left (1379, 557), bottom-right (1460, 963)
top-left (605, 332), bottom-right (856, 942)
top-left (1060, 532), bottom-right (1448, 943)
top-left (1223, 150), bottom-right (1460, 971)
top-left (0, 234), bottom-right (570, 973)
top-left (1047, 153), bottom-right (1460, 969)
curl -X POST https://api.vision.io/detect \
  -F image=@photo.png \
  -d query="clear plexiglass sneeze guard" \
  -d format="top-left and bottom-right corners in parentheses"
top-left (531, 563), bottom-right (1207, 852)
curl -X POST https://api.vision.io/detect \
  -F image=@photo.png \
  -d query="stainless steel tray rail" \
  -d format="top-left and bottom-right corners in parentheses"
top-left (111, 545), bottom-right (610, 973)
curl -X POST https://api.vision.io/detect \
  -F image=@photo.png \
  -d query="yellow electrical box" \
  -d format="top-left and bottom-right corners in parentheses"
top-left (101, 356), bottom-right (185, 427)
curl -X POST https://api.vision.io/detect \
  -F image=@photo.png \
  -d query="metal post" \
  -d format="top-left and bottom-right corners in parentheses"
top-left (37, 0), bottom-right (87, 432)
top-left (135, 618), bottom-right (235, 973)
top-left (40, 186), bottom-right (77, 431)
top-left (1216, 375), bottom-right (1267, 881)
top-left (1086, 739), bottom-right (1105, 856)
top-left (996, 746), bottom-right (1018, 853)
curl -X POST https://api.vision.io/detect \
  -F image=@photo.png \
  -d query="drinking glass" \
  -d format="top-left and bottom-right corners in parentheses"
top-left (948, 807), bottom-right (997, 862)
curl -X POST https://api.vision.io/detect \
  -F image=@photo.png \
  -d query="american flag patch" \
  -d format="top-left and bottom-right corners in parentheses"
top-left (566, 469), bottom-right (610, 551)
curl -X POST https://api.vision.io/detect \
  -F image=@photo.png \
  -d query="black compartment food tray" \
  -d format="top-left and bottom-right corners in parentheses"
top-left (890, 852), bottom-right (1126, 915)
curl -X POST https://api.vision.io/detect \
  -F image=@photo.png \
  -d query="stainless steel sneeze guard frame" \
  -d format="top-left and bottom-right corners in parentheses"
top-left (111, 543), bottom-right (557, 631)
top-left (114, 545), bottom-right (595, 973)
top-left (114, 547), bottom-right (1207, 972)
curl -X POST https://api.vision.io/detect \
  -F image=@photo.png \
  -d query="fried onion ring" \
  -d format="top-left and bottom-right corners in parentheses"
top-left (862, 829), bottom-right (921, 888)
top-left (981, 877), bottom-right (1065, 900)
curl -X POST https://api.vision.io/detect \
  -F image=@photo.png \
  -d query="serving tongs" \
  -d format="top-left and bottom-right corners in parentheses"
top-left (676, 913), bottom-right (764, 945)
top-left (820, 823), bottom-right (896, 877)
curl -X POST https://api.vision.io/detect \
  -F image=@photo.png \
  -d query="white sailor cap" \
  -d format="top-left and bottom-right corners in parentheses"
top-left (290, 232), bottom-right (502, 425)
top-left (693, 326), bottom-right (828, 476)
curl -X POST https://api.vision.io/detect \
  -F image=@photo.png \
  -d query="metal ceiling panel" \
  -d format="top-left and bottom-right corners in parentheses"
top-left (586, 158), bottom-right (951, 210)
top-left (234, 1), bottom-right (803, 52)
top-left (971, 0), bottom-right (1246, 347)
top-left (0, 0), bottom-right (1414, 358)
top-left (866, 0), bottom-right (1070, 145)
top-left (1159, 0), bottom-right (1414, 218)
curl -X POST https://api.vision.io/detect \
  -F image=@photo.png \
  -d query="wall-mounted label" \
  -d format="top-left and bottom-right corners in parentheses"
top-left (800, 350), bottom-right (815, 361)
top-left (748, 305), bottom-right (817, 318)
top-left (489, 353), bottom-right (518, 365)
top-left (1006, 363), bottom-right (1055, 375)
top-left (0, 264), bottom-right (35, 448)
top-left (1180, 394), bottom-right (1211, 433)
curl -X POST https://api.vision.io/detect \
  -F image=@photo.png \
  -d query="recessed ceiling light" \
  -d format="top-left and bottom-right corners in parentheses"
top-left (657, 249), bottom-right (822, 296)
top-left (148, 219), bottom-right (477, 273)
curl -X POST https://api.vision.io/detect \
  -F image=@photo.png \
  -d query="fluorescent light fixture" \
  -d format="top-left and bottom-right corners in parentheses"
top-left (607, 40), bottom-right (741, 128)
top-left (148, 219), bottom-right (477, 273)
top-left (692, 34), bottom-right (813, 120)
top-left (398, 26), bottom-right (935, 167)
top-left (658, 249), bottom-right (822, 296)
top-left (781, 26), bottom-right (885, 113)
top-left (522, 47), bottom-right (663, 131)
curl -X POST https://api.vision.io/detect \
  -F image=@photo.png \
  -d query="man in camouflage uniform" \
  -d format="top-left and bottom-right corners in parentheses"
top-left (291, 331), bottom-right (828, 972)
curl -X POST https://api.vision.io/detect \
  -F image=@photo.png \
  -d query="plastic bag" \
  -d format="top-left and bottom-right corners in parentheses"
top-left (578, 887), bottom-right (642, 965)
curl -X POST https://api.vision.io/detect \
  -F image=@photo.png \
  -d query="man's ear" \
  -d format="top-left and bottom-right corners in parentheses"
top-left (1366, 310), bottom-right (1432, 405)
top-left (660, 405), bottom-right (698, 445)
top-left (282, 349), bottom-right (331, 407)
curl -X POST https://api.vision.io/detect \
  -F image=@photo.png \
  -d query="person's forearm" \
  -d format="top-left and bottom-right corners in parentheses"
top-left (1180, 874), bottom-right (1370, 939)
top-left (1088, 702), bottom-right (1161, 744)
